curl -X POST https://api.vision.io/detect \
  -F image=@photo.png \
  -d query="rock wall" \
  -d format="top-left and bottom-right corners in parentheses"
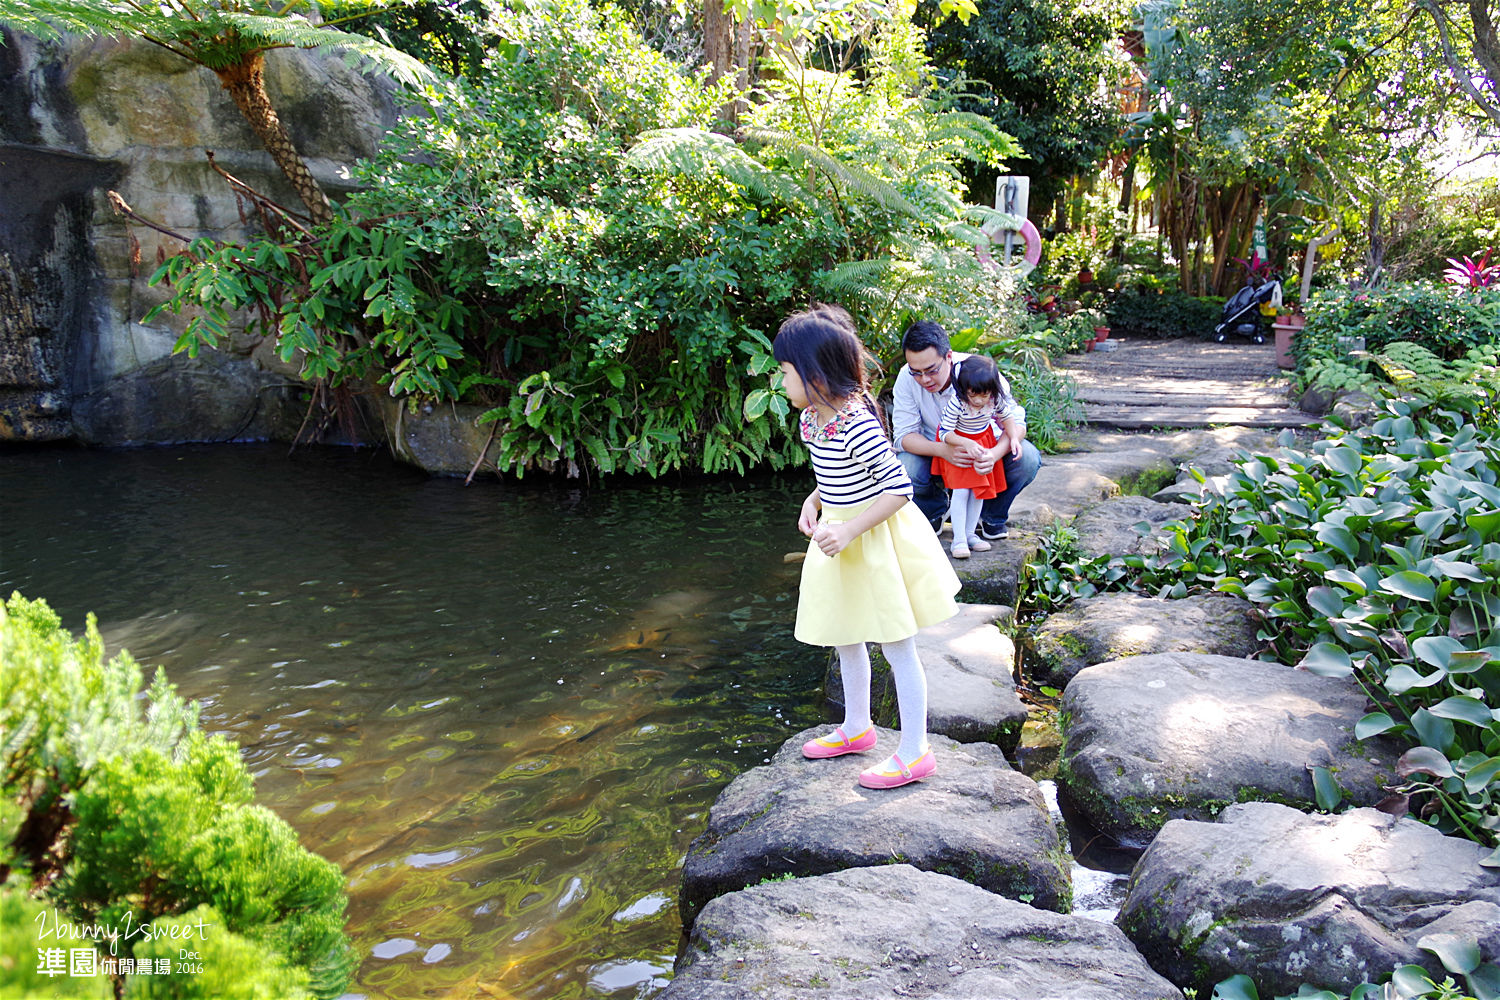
top-left (0, 27), bottom-right (399, 445)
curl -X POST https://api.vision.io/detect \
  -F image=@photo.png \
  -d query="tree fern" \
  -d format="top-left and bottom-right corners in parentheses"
top-left (626, 127), bottom-right (811, 207)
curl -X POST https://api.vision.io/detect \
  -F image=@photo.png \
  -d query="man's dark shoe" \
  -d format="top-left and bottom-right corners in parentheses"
top-left (978, 523), bottom-right (1010, 540)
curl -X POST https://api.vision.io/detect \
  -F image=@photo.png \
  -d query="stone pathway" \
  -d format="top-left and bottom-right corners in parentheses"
top-left (1056, 338), bottom-right (1316, 429)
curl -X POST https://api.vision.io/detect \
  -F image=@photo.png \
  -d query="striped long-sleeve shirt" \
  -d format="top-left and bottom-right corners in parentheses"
top-left (800, 402), bottom-right (912, 506)
top-left (938, 396), bottom-right (999, 437)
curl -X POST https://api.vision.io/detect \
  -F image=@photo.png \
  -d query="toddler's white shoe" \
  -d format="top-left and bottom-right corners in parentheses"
top-left (968, 537), bottom-right (992, 552)
top-left (951, 542), bottom-right (970, 559)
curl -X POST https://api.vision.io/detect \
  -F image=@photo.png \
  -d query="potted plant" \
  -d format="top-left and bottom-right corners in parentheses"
top-left (1271, 299), bottom-right (1304, 369)
top-left (1078, 307), bottom-right (1110, 342)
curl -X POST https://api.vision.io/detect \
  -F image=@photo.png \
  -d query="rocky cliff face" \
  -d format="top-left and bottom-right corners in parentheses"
top-left (0, 28), bottom-right (398, 445)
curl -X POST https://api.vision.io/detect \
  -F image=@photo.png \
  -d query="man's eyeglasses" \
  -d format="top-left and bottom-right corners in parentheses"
top-left (908, 359), bottom-right (946, 379)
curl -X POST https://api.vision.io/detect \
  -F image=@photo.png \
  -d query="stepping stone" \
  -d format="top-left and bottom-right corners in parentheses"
top-left (1119, 802), bottom-right (1500, 996)
top-left (1071, 494), bottom-right (1180, 560)
top-left (1023, 594), bottom-right (1259, 688)
top-left (678, 728), bottom-right (1069, 927)
top-left (823, 604), bottom-right (1029, 749)
top-left (1057, 653), bottom-right (1403, 848)
top-left (660, 865), bottom-right (1184, 1000)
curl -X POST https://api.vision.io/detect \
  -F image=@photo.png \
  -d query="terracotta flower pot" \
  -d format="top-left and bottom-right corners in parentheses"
top-left (1271, 314), bottom-right (1305, 369)
top-left (1094, 327), bottom-right (1110, 342)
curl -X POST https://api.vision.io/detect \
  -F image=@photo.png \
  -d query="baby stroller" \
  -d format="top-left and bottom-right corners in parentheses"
top-left (1214, 259), bottom-right (1282, 344)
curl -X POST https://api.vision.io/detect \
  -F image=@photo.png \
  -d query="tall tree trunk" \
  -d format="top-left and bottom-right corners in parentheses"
top-left (703, 0), bottom-right (747, 125)
top-left (216, 53), bottom-right (334, 225)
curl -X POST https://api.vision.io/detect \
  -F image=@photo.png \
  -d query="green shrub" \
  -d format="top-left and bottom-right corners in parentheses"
top-left (0, 875), bottom-right (112, 1000)
top-left (1, 594), bottom-right (352, 999)
top-left (1106, 289), bottom-right (1223, 339)
top-left (1300, 282), bottom-right (1500, 363)
top-left (125, 905), bottom-right (312, 1000)
top-left (151, 0), bottom-right (1021, 479)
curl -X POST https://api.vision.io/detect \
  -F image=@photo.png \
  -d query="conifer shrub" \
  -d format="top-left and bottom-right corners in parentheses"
top-left (0, 593), bottom-right (352, 1000)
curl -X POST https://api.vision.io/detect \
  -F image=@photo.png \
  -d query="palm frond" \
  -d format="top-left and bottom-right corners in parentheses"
top-left (626, 127), bottom-right (810, 207)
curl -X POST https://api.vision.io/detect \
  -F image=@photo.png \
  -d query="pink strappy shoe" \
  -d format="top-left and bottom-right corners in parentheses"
top-left (858, 750), bottom-right (936, 788)
top-left (801, 725), bottom-right (877, 759)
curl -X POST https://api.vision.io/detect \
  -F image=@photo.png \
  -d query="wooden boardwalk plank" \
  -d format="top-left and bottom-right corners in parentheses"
top-left (1053, 338), bottom-right (1315, 429)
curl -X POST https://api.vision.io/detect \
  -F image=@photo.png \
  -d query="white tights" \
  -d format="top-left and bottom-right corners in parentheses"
top-left (834, 635), bottom-right (929, 763)
top-left (948, 487), bottom-right (981, 547)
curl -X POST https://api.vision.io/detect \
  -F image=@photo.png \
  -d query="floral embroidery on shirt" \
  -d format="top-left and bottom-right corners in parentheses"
top-left (800, 399), bottom-right (868, 444)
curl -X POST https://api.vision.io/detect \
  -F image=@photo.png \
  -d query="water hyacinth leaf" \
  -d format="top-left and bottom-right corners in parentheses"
top-left (1322, 446), bottom-right (1363, 476)
top-left (1299, 642), bottom-right (1353, 677)
top-left (1323, 568), bottom-right (1367, 594)
top-left (1412, 708), bottom-right (1456, 752)
top-left (1469, 962), bottom-right (1500, 1000)
top-left (1445, 649), bottom-right (1495, 673)
top-left (1417, 932), bottom-right (1481, 975)
top-left (1309, 765), bottom-right (1343, 811)
top-left (1482, 845), bottom-right (1500, 869)
top-left (1381, 571), bottom-right (1436, 602)
top-left (1428, 696), bottom-right (1494, 727)
top-left (1391, 965), bottom-right (1438, 998)
top-left (1307, 586), bottom-right (1346, 618)
top-left (1415, 509), bottom-right (1453, 536)
top-left (1210, 974), bottom-right (1260, 1000)
top-left (1315, 523), bottom-right (1358, 559)
top-left (1467, 509), bottom-right (1500, 539)
top-left (1465, 756), bottom-right (1500, 794)
top-left (1349, 985), bottom-right (1386, 1000)
top-left (1355, 711), bottom-right (1396, 739)
top-left (1413, 635), bottom-right (1466, 669)
top-left (1397, 745), bottom-right (1456, 778)
top-left (1431, 557), bottom-right (1487, 582)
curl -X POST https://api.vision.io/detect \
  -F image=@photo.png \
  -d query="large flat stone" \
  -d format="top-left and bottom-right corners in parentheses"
top-left (679, 728), bottom-right (1069, 927)
top-left (1024, 594), bottom-right (1259, 687)
top-left (661, 865), bottom-right (1184, 1000)
top-left (1119, 802), bottom-right (1500, 996)
top-left (823, 604), bottom-right (1028, 749)
top-left (1057, 652), bottom-right (1402, 848)
top-left (1071, 494), bottom-right (1181, 560)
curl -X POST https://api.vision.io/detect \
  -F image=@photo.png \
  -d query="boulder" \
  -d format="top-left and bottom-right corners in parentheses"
top-left (679, 728), bottom-right (1069, 926)
top-left (1024, 594), bottom-right (1260, 688)
top-left (823, 604), bottom-right (1028, 749)
top-left (661, 865), bottom-right (1184, 1000)
top-left (1119, 802), bottom-right (1500, 996)
top-left (1071, 495), bottom-right (1180, 560)
top-left (1057, 653), bottom-right (1402, 848)
top-left (949, 541), bottom-right (1031, 607)
top-left (3, 31), bottom-right (400, 445)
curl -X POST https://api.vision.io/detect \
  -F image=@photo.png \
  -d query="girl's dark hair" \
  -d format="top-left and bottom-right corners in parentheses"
top-left (955, 353), bottom-right (1001, 402)
top-left (772, 305), bottom-right (882, 422)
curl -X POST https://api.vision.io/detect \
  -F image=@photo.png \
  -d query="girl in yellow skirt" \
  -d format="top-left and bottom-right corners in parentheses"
top-left (772, 307), bottom-right (961, 788)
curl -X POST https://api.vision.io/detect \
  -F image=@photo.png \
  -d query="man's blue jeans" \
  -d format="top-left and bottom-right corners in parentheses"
top-left (898, 441), bottom-right (1042, 534)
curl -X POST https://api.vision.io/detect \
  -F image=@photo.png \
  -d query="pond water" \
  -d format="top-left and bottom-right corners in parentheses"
top-left (0, 444), bottom-right (828, 999)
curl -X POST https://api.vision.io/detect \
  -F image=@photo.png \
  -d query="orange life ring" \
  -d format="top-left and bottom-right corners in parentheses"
top-left (976, 218), bottom-right (1041, 275)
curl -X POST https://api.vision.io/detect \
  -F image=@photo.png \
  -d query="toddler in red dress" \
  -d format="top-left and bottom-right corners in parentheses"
top-left (930, 354), bottom-right (1009, 558)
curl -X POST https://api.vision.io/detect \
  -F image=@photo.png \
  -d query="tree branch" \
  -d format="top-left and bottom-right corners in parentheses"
top-left (1420, 0), bottom-right (1500, 128)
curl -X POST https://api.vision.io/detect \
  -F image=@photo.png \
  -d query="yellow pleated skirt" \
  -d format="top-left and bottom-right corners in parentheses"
top-left (795, 498), bottom-right (962, 647)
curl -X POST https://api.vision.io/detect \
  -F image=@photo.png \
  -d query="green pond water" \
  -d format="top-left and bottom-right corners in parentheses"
top-left (0, 444), bottom-right (830, 999)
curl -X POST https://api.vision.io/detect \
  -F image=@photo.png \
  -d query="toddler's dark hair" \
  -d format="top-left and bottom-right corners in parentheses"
top-left (955, 353), bottom-right (1001, 403)
top-left (772, 306), bottom-right (882, 423)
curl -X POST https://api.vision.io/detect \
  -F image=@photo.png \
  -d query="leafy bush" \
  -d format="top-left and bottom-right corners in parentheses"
top-left (1106, 289), bottom-right (1223, 339)
top-left (150, 0), bottom-right (1022, 479)
top-left (1, 594), bottom-right (348, 999)
top-left (1018, 401), bottom-right (1500, 857)
top-left (1299, 282), bottom-right (1500, 364)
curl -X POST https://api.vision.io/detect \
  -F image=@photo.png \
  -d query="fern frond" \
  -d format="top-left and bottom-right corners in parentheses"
top-left (224, 14), bottom-right (437, 86)
top-left (741, 126), bottom-right (923, 219)
top-left (626, 127), bottom-right (811, 207)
